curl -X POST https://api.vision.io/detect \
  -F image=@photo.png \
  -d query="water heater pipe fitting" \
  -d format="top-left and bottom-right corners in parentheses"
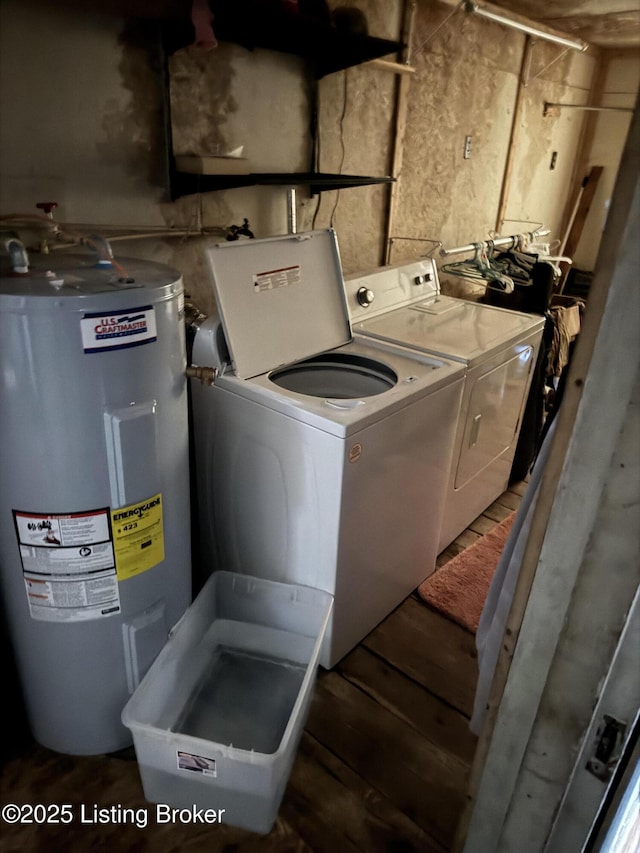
top-left (186, 365), bottom-right (217, 385)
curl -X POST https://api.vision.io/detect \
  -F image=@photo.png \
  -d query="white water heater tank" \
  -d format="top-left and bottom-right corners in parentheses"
top-left (0, 250), bottom-right (192, 755)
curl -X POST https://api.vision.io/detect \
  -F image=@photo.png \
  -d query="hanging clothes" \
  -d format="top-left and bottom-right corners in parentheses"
top-left (547, 301), bottom-right (585, 378)
top-left (489, 249), bottom-right (537, 286)
top-left (509, 315), bottom-right (554, 483)
top-left (480, 252), bottom-right (556, 315)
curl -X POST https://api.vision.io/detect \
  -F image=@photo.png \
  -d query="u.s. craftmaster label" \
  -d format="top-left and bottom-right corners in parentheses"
top-left (80, 305), bottom-right (157, 353)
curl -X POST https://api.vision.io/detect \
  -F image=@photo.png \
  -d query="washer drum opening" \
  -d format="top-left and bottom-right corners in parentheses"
top-left (270, 353), bottom-right (397, 399)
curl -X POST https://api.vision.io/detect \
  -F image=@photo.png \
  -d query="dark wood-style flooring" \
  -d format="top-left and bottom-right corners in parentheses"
top-left (0, 484), bottom-right (525, 853)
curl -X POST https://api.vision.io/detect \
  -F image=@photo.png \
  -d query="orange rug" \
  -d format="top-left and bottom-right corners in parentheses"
top-left (418, 511), bottom-right (517, 633)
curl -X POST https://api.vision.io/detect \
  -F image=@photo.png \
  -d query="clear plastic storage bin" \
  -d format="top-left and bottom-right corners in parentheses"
top-left (121, 571), bottom-right (333, 834)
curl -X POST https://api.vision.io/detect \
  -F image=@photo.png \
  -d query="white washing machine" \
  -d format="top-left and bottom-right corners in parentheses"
top-left (345, 257), bottom-right (545, 553)
top-left (190, 230), bottom-right (465, 668)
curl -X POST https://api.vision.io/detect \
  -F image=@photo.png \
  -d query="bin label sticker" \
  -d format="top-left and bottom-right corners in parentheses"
top-left (253, 265), bottom-right (300, 293)
top-left (13, 508), bottom-right (120, 622)
top-left (177, 750), bottom-right (217, 777)
top-left (111, 493), bottom-right (164, 581)
top-left (80, 305), bottom-right (157, 353)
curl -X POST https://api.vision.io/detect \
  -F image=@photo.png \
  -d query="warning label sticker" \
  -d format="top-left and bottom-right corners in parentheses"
top-left (253, 265), bottom-right (301, 292)
top-left (13, 508), bottom-right (120, 622)
top-left (80, 305), bottom-right (157, 353)
top-left (111, 493), bottom-right (164, 581)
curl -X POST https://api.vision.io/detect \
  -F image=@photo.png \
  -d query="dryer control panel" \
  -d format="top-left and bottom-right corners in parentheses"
top-left (344, 258), bottom-right (440, 322)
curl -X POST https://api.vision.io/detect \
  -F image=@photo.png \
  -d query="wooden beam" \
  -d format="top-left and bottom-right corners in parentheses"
top-left (558, 165), bottom-right (604, 286)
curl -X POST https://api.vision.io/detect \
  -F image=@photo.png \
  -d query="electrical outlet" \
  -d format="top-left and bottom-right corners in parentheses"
top-left (464, 136), bottom-right (472, 159)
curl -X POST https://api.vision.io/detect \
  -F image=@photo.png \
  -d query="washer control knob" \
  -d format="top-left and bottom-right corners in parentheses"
top-left (357, 287), bottom-right (375, 307)
top-left (414, 272), bottom-right (433, 285)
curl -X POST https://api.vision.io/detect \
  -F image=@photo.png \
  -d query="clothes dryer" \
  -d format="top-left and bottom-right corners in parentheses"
top-left (345, 258), bottom-right (545, 552)
top-left (190, 231), bottom-right (465, 668)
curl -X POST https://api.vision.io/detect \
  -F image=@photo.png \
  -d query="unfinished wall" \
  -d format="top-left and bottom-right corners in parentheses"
top-left (168, 39), bottom-right (311, 237)
top-left (0, 0), bottom-right (408, 309)
top-left (1, 0), bottom-right (631, 315)
top-left (388, 1), bottom-right (598, 301)
top-left (574, 50), bottom-right (640, 270)
top-left (296, 0), bottom-right (402, 272)
top-left (0, 2), bottom-right (165, 224)
top-left (389, 1), bottom-right (522, 268)
top-left (501, 43), bottom-right (596, 242)
top-left (0, 0), bottom-right (313, 314)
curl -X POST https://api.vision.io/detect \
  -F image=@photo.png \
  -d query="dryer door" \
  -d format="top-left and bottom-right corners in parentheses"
top-left (455, 345), bottom-right (535, 488)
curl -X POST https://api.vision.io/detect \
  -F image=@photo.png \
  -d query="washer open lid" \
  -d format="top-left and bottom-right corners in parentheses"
top-left (204, 230), bottom-right (351, 379)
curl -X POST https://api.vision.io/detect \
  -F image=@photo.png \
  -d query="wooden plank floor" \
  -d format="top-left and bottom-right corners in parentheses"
top-left (0, 484), bottom-right (524, 853)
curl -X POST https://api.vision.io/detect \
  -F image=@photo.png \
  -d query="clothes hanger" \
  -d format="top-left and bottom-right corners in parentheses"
top-left (515, 233), bottom-right (573, 278)
top-left (440, 242), bottom-right (490, 282)
top-left (441, 242), bottom-right (515, 293)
